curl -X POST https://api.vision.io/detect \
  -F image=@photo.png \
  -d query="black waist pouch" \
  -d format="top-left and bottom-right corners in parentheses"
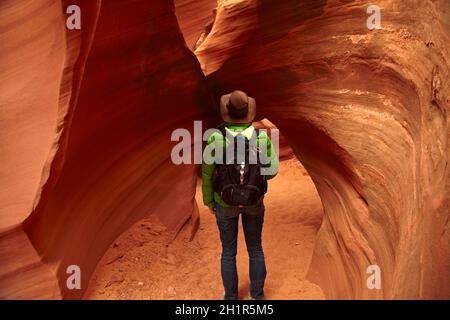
top-left (220, 184), bottom-right (262, 207)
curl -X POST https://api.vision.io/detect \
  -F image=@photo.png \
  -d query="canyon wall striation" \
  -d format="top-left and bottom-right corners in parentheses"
top-left (0, 0), bottom-right (449, 299)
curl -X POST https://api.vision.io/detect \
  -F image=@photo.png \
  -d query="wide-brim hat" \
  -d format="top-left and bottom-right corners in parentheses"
top-left (220, 90), bottom-right (256, 124)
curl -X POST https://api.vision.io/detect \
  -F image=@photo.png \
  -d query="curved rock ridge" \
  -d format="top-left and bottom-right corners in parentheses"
top-left (175, 0), bottom-right (218, 50)
top-left (253, 119), bottom-right (295, 161)
top-left (1, 0), bottom-right (101, 298)
top-left (0, 0), bottom-right (66, 231)
top-left (1, 0), bottom-right (215, 299)
top-left (198, 0), bottom-right (450, 299)
top-left (0, 0), bottom-right (449, 300)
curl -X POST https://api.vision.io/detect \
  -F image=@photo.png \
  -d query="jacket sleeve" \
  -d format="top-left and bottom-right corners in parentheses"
top-left (201, 133), bottom-right (217, 208)
top-left (258, 130), bottom-right (279, 180)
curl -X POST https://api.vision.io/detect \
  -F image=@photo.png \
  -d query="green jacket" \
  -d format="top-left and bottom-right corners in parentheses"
top-left (202, 123), bottom-right (279, 208)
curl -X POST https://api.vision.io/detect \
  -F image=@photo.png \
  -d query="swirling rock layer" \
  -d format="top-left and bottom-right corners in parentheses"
top-left (0, 0), bottom-right (449, 299)
top-left (198, 0), bottom-right (450, 299)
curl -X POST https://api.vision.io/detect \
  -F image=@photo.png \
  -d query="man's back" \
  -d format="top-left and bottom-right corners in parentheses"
top-left (201, 123), bottom-right (279, 209)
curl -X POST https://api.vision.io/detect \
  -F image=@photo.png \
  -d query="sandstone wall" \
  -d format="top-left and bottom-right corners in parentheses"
top-left (0, 0), bottom-right (449, 299)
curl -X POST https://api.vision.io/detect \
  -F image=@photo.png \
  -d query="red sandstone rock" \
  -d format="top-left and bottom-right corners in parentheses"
top-left (175, 0), bottom-right (217, 50)
top-left (199, 0), bottom-right (450, 299)
top-left (0, 0), bottom-right (449, 300)
top-left (1, 0), bottom-right (214, 299)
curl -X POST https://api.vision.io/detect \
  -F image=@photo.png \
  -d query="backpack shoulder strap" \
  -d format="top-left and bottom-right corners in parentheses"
top-left (254, 127), bottom-right (260, 137)
top-left (217, 123), bottom-right (227, 137)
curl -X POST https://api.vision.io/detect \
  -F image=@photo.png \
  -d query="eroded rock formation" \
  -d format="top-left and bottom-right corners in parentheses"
top-left (1, 0), bottom-right (215, 299)
top-left (0, 0), bottom-right (449, 299)
top-left (196, 0), bottom-right (450, 299)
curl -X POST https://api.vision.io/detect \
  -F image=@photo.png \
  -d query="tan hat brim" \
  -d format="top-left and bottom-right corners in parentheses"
top-left (220, 93), bottom-right (256, 123)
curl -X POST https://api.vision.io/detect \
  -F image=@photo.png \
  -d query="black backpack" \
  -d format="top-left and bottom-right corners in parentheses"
top-left (211, 124), bottom-right (268, 207)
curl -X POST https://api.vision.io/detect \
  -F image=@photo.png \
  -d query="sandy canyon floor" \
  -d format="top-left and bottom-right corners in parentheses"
top-left (85, 159), bottom-right (325, 299)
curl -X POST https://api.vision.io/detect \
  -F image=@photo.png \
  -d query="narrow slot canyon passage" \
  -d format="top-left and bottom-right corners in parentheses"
top-left (85, 155), bottom-right (325, 299)
top-left (1, 0), bottom-right (448, 301)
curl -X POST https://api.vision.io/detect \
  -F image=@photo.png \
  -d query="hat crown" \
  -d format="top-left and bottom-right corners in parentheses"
top-left (227, 91), bottom-right (249, 119)
top-left (220, 90), bottom-right (256, 124)
top-left (229, 91), bottom-right (249, 110)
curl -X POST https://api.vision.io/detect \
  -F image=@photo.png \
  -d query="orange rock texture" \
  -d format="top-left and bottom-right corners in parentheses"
top-left (1, 0), bottom-right (449, 299)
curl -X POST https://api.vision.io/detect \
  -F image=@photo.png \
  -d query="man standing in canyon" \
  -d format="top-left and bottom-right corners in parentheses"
top-left (202, 90), bottom-right (279, 300)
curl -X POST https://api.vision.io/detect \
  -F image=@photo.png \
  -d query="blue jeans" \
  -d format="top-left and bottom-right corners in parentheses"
top-left (214, 201), bottom-right (267, 300)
